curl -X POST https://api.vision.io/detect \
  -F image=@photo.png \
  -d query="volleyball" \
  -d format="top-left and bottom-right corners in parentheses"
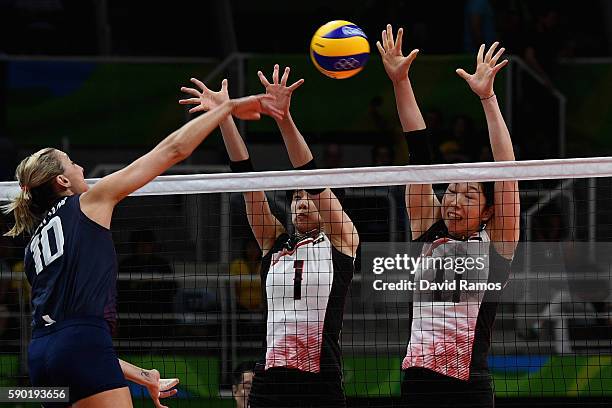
top-left (310, 20), bottom-right (370, 79)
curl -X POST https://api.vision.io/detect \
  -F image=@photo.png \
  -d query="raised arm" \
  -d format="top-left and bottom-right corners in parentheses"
top-left (179, 78), bottom-right (285, 254)
top-left (456, 42), bottom-right (520, 256)
top-left (80, 91), bottom-right (281, 229)
top-left (378, 24), bottom-right (440, 239)
top-left (258, 65), bottom-right (358, 257)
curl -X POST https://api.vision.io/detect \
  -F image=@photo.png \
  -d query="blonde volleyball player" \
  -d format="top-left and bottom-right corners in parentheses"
top-left (377, 25), bottom-right (520, 407)
top-left (180, 66), bottom-right (359, 408)
top-left (5, 92), bottom-right (279, 407)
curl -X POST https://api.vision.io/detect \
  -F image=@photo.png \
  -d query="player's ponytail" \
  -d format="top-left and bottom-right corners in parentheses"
top-left (2, 148), bottom-right (64, 237)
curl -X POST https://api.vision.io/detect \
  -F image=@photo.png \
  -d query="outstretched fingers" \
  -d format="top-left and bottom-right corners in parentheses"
top-left (386, 24), bottom-right (395, 50)
top-left (188, 106), bottom-right (206, 114)
top-left (477, 44), bottom-right (485, 64)
top-left (190, 77), bottom-right (208, 92)
top-left (455, 68), bottom-right (470, 81)
top-left (484, 41), bottom-right (499, 62)
top-left (376, 40), bottom-right (385, 56)
top-left (406, 48), bottom-right (419, 64)
top-left (395, 27), bottom-right (404, 53)
top-left (180, 86), bottom-right (200, 98)
top-left (490, 47), bottom-right (506, 66)
top-left (257, 70), bottom-right (271, 88)
top-left (178, 97), bottom-right (200, 105)
top-left (288, 78), bottom-right (305, 91)
top-left (382, 29), bottom-right (389, 51)
top-left (493, 59), bottom-right (509, 73)
top-left (280, 66), bottom-right (290, 86)
top-left (272, 64), bottom-right (280, 84)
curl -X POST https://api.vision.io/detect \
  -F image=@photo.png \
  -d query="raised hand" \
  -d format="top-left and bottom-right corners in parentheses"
top-left (179, 77), bottom-right (229, 114)
top-left (456, 42), bottom-right (508, 99)
top-left (179, 78), bottom-right (283, 120)
top-left (257, 64), bottom-right (304, 116)
top-left (376, 24), bottom-right (419, 84)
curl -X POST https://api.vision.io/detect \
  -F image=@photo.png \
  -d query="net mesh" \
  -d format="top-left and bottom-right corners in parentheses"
top-left (1, 158), bottom-right (611, 407)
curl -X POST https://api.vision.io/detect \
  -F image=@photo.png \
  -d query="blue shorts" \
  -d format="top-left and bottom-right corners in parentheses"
top-left (28, 317), bottom-right (127, 407)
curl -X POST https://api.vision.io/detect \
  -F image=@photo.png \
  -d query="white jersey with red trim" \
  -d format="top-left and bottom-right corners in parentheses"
top-left (402, 227), bottom-right (494, 380)
top-left (260, 231), bottom-right (353, 374)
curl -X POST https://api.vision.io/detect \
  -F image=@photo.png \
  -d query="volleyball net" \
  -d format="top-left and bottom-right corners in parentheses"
top-left (1, 157), bottom-right (612, 406)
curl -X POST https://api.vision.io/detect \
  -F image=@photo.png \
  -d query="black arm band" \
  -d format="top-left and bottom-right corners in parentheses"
top-left (294, 159), bottom-right (325, 195)
top-left (294, 159), bottom-right (316, 171)
top-left (229, 158), bottom-right (254, 173)
top-left (405, 129), bottom-right (433, 165)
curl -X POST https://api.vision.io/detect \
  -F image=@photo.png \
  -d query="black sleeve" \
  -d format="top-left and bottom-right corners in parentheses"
top-left (405, 129), bottom-right (433, 165)
top-left (229, 158), bottom-right (254, 173)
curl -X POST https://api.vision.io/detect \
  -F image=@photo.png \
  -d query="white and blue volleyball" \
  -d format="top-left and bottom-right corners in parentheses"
top-left (310, 20), bottom-right (370, 79)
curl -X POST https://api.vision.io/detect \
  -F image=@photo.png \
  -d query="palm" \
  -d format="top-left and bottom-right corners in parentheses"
top-left (376, 24), bottom-right (419, 83)
top-left (457, 42), bottom-right (508, 98)
top-left (382, 53), bottom-right (408, 79)
top-left (258, 64), bottom-right (304, 116)
top-left (465, 63), bottom-right (495, 97)
top-left (264, 84), bottom-right (292, 113)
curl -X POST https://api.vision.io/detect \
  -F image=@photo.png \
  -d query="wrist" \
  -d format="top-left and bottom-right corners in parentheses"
top-left (391, 75), bottom-right (410, 87)
top-left (222, 100), bottom-right (234, 114)
top-left (275, 110), bottom-right (292, 124)
top-left (479, 93), bottom-right (496, 101)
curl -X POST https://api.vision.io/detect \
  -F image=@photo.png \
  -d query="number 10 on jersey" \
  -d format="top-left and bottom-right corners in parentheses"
top-left (30, 216), bottom-right (65, 274)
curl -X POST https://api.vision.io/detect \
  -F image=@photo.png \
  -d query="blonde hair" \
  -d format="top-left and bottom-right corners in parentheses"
top-left (2, 148), bottom-right (64, 237)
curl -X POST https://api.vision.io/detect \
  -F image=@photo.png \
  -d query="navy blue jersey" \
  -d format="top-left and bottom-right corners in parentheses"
top-left (24, 195), bottom-right (118, 332)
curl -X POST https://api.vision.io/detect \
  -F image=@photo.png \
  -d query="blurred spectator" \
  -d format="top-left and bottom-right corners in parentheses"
top-left (119, 229), bottom-right (173, 276)
top-left (371, 144), bottom-right (393, 167)
top-left (230, 239), bottom-right (262, 312)
top-left (496, 0), bottom-right (529, 55)
top-left (463, 0), bottom-right (497, 52)
top-left (232, 361), bottom-right (255, 408)
top-left (438, 115), bottom-right (473, 163)
top-left (0, 216), bottom-right (21, 340)
top-left (525, 262), bottom-right (612, 344)
top-left (532, 203), bottom-right (565, 242)
top-left (118, 229), bottom-right (177, 314)
top-left (322, 143), bottom-right (343, 169)
top-left (368, 96), bottom-right (392, 138)
top-left (522, 4), bottom-right (568, 87)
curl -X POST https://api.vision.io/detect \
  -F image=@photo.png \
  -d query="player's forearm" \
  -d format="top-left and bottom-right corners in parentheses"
top-left (160, 101), bottom-right (233, 159)
top-left (276, 113), bottom-right (313, 167)
top-left (220, 116), bottom-right (250, 161)
top-left (118, 359), bottom-right (151, 386)
top-left (393, 78), bottom-right (426, 132)
top-left (481, 96), bottom-right (515, 161)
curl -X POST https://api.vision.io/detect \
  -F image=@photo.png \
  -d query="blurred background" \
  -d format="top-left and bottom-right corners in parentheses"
top-left (0, 0), bottom-right (611, 180)
top-left (1, 1), bottom-right (612, 406)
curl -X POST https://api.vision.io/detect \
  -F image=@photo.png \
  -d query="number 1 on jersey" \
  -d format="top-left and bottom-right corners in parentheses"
top-left (293, 260), bottom-right (304, 300)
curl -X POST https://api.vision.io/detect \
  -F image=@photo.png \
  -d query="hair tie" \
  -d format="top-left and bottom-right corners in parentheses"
top-left (20, 185), bottom-right (29, 193)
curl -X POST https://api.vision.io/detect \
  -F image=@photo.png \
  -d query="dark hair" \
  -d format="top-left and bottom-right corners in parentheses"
top-left (232, 361), bottom-right (256, 386)
top-left (285, 188), bottom-right (346, 203)
top-left (482, 181), bottom-right (495, 207)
